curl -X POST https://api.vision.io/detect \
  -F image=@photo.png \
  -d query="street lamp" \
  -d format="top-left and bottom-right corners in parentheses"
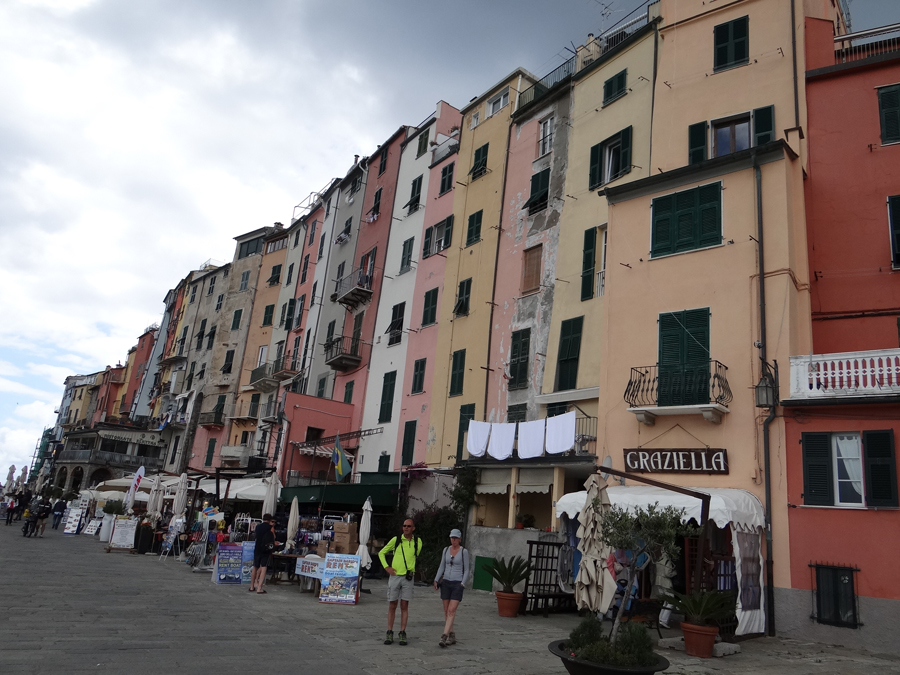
top-left (755, 360), bottom-right (779, 408)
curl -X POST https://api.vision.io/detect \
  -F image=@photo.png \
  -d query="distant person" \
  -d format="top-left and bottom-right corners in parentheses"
top-left (249, 514), bottom-right (278, 594)
top-left (22, 505), bottom-right (38, 537)
top-left (35, 498), bottom-right (52, 537)
top-left (379, 518), bottom-right (422, 646)
top-left (51, 499), bottom-right (66, 530)
top-left (5, 495), bottom-right (16, 526)
top-left (433, 529), bottom-right (470, 647)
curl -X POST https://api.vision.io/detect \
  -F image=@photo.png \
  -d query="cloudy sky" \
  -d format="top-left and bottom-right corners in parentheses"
top-left (0, 0), bottom-right (897, 480)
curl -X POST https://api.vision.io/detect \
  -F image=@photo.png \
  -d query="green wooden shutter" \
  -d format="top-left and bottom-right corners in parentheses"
top-left (443, 215), bottom-right (454, 248)
top-left (689, 122), bottom-right (708, 165)
top-left (423, 288), bottom-right (438, 325)
top-left (231, 309), bottom-right (242, 330)
top-left (285, 299), bottom-right (295, 331)
top-left (557, 317), bottom-right (583, 391)
top-left (753, 106), bottom-right (775, 145)
top-left (412, 358), bottom-right (425, 394)
top-left (343, 380), bottom-right (354, 404)
top-left (683, 308), bottom-right (710, 404)
top-left (351, 312), bottom-right (363, 356)
top-left (880, 86), bottom-right (900, 144)
top-left (731, 17), bottom-right (749, 65)
top-left (589, 143), bottom-right (602, 189)
top-left (378, 371), bottom-right (397, 423)
top-left (249, 393), bottom-right (260, 417)
top-left (423, 227), bottom-right (433, 258)
top-left (616, 70), bottom-right (627, 96)
top-left (674, 190), bottom-right (697, 251)
top-left (524, 169), bottom-right (550, 208)
top-left (263, 305), bottom-right (274, 326)
top-left (619, 126), bottom-right (632, 178)
top-left (450, 350), bottom-right (466, 396)
top-left (603, 77), bottom-right (613, 104)
top-left (657, 312), bottom-right (684, 406)
top-left (510, 329), bottom-right (530, 389)
top-left (467, 211), bottom-right (483, 245)
top-left (581, 227), bottom-right (597, 301)
top-left (401, 420), bottom-right (417, 465)
top-left (890, 196), bottom-right (900, 266)
top-left (651, 195), bottom-right (674, 257)
top-left (698, 183), bottom-right (722, 247)
top-left (457, 403), bottom-right (476, 461)
top-left (326, 320), bottom-right (335, 343)
top-left (802, 432), bottom-right (834, 506)
top-left (863, 430), bottom-right (898, 507)
top-left (205, 438), bottom-right (216, 466)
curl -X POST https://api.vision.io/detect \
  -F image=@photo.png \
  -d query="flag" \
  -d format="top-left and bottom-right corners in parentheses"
top-left (332, 435), bottom-right (350, 483)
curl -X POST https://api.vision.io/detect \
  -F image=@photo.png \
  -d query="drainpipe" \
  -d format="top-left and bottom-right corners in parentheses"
top-left (754, 152), bottom-right (776, 637)
top-left (790, 0), bottom-right (800, 128)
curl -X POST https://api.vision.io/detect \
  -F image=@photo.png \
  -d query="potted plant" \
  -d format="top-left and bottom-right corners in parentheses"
top-left (482, 555), bottom-right (531, 617)
top-left (521, 513), bottom-right (536, 529)
top-left (658, 589), bottom-right (736, 658)
top-left (549, 616), bottom-right (669, 675)
top-left (515, 514), bottom-right (525, 529)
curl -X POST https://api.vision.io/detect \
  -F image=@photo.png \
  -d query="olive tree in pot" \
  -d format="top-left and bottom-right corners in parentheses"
top-left (482, 555), bottom-right (531, 617)
top-left (658, 590), bottom-right (736, 658)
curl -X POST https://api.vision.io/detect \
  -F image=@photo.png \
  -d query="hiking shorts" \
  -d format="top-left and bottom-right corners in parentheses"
top-left (439, 580), bottom-right (464, 602)
top-left (387, 574), bottom-right (414, 602)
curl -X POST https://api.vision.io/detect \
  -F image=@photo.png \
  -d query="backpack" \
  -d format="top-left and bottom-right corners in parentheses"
top-left (387, 534), bottom-right (420, 567)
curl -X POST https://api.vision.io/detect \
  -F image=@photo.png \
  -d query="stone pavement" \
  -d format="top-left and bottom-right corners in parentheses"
top-left (1, 521), bottom-right (899, 674)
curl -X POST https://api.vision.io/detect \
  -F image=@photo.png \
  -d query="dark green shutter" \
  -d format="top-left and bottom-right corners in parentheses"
top-left (467, 211), bottom-right (482, 245)
top-left (205, 438), bottom-right (216, 466)
top-left (557, 317), bottom-right (583, 391)
top-left (589, 143), bottom-right (602, 189)
top-left (651, 195), bottom-right (674, 257)
top-left (675, 190), bottom-right (696, 251)
top-left (616, 70), bottom-right (627, 96)
top-left (423, 288), bottom-right (438, 326)
top-left (658, 309), bottom-right (709, 406)
top-left (510, 329), bottom-right (530, 389)
top-left (401, 420), bottom-right (417, 466)
top-left (249, 393), bottom-right (260, 417)
top-left (698, 183), bottom-right (722, 247)
top-left (412, 358), bottom-right (425, 394)
top-left (603, 78), bottom-right (613, 104)
top-left (444, 215), bottom-right (454, 248)
top-left (457, 403), bottom-right (476, 461)
top-left (450, 350), bottom-right (466, 396)
top-left (378, 371), bottom-right (396, 423)
top-left (472, 144), bottom-right (488, 176)
top-left (423, 227), bottom-right (433, 258)
top-left (753, 106), bottom-right (775, 145)
top-left (343, 380), bottom-right (354, 404)
top-left (581, 227), bottom-right (597, 301)
top-left (890, 196), bottom-right (900, 266)
top-left (351, 312), bottom-right (363, 356)
top-left (880, 86), bottom-right (900, 144)
top-left (231, 309), bottom-right (242, 330)
top-left (619, 126), bottom-right (632, 178)
top-left (524, 169), bottom-right (550, 209)
top-left (689, 122), bottom-right (708, 165)
top-left (285, 299), bottom-right (295, 331)
top-left (864, 430), bottom-right (898, 507)
top-left (802, 432), bottom-right (834, 506)
top-left (263, 305), bottom-right (274, 326)
top-left (715, 17), bottom-right (749, 70)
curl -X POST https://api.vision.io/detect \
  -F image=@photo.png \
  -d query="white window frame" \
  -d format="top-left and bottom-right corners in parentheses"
top-left (539, 117), bottom-right (554, 157)
top-left (488, 88), bottom-right (510, 117)
top-left (832, 433), bottom-right (865, 506)
top-left (432, 219), bottom-right (451, 255)
top-left (598, 227), bottom-right (608, 297)
top-left (257, 345), bottom-right (268, 368)
top-left (601, 136), bottom-right (622, 185)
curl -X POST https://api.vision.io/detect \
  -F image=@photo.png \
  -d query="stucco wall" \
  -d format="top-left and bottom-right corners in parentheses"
top-left (465, 524), bottom-right (564, 591)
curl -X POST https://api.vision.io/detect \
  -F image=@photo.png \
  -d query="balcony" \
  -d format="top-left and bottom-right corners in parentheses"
top-left (624, 360), bottom-right (732, 425)
top-left (248, 361), bottom-right (279, 393)
top-left (787, 349), bottom-right (900, 404)
top-left (198, 409), bottom-right (226, 427)
top-left (517, 57), bottom-right (576, 111)
top-left (219, 444), bottom-right (250, 466)
top-left (260, 400), bottom-right (278, 421)
top-left (324, 335), bottom-right (362, 371)
top-left (230, 400), bottom-right (260, 421)
top-left (331, 266), bottom-right (373, 310)
top-left (158, 349), bottom-right (187, 366)
top-left (58, 449), bottom-right (92, 463)
top-left (272, 354), bottom-right (298, 381)
top-left (834, 23), bottom-right (900, 65)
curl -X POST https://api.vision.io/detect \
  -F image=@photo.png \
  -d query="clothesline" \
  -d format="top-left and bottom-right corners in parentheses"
top-left (466, 412), bottom-right (577, 460)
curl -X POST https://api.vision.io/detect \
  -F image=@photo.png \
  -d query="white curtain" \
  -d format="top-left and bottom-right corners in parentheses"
top-left (732, 527), bottom-right (766, 635)
top-left (834, 434), bottom-right (862, 502)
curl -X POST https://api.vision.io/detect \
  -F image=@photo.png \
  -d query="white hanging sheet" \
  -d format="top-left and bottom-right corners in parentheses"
top-left (466, 420), bottom-right (491, 457)
top-left (546, 411), bottom-right (576, 454)
top-left (487, 423), bottom-right (516, 460)
top-left (517, 419), bottom-right (546, 459)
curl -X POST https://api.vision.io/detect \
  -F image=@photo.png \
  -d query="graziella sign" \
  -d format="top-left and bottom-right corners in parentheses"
top-left (623, 448), bottom-right (728, 474)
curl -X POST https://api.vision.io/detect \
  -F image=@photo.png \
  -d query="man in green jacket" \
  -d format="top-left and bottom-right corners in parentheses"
top-left (378, 518), bottom-right (422, 646)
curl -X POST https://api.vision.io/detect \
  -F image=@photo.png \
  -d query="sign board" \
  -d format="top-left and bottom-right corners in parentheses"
top-left (241, 542), bottom-right (255, 584)
top-left (162, 518), bottom-right (183, 553)
top-left (82, 518), bottom-right (102, 535)
top-left (296, 556), bottom-right (325, 580)
top-left (319, 554), bottom-right (360, 604)
top-left (623, 448), bottom-right (728, 474)
top-left (109, 516), bottom-right (137, 549)
top-left (215, 543), bottom-right (243, 584)
top-left (63, 508), bottom-right (83, 534)
top-left (97, 429), bottom-right (167, 446)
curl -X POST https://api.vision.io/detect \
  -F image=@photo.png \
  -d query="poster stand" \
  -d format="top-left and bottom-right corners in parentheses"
top-left (105, 515), bottom-right (137, 554)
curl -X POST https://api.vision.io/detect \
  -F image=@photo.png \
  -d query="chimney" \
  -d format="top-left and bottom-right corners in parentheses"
top-left (274, 222), bottom-right (284, 229)
top-left (354, 154), bottom-right (360, 164)
top-left (587, 33), bottom-right (594, 43)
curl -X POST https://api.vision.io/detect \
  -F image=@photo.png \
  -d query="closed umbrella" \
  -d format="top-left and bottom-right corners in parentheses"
top-left (356, 496), bottom-right (373, 569)
top-left (4, 465), bottom-right (16, 495)
top-left (286, 497), bottom-right (299, 550)
top-left (262, 472), bottom-right (281, 517)
top-left (146, 478), bottom-right (164, 520)
top-left (575, 473), bottom-right (617, 614)
top-left (172, 473), bottom-right (189, 516)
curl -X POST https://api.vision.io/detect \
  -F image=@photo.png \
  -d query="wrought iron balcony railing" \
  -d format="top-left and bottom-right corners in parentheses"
top-left (198, 409), bottom-right (227, 426)
top-left (624, 360), bottom-right (733, 408)
top-left (331, 267), bottom-right (374, 310)
top-left (324, 335), bottom-right (363, 371)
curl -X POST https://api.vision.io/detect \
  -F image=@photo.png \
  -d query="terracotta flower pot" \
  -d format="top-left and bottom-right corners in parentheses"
top-left (680, 622), bottom-right (719, 658)
top-left (548, 640), bottom-right (670, 675)
top-left (495, 590), bottom-right (523, 617)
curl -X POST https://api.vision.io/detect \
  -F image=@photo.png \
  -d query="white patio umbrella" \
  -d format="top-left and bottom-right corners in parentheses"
top-left (146, 478), bottom-right (164, 520)
top-left (4, 465), bottom-right (16, 495)
top-left (262, 472), bottom-right (282, 517)
top-left (575, 473), bottom-right (617, 614)
top-left (356, 496), bottom-right (373, 569)
top-left (172, 473), bottom-right (189, 516)
top-left (286, 497), bottom-right (299, 549)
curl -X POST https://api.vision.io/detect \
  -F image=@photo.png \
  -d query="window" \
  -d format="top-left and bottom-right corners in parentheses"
top-left (371, 188), bottom-right (382, 216)
top-left (603, 69), bottom-right (627, 106)
top-left (317, 233), bottom-right (325, 260)
top-left (651, 182), bottom-right (722, 258)
top-left (422, 288), bottom-right (439, 326)
top-left (169, 436), bottom-right (180, 465)
top-left (450, 349), bottom-right (466, 396)
top-left (439, 163), bottom-right (454, 195)
top-left (239, 270), bottom-right (250, 292)
top-left (889, 195), bottom-right (900, 267)
top-left (556, 317), bottom-right (584, 391)
top-left (257, 345), bottom-right (268, 367)
top-left (221, 349), bottom-right (234, 374)
top-left (351, 311), bottom-right (364, 356)
top-left (207, 276), bottom-right (216, 296)
top-left (470, 111), bottom-right (480, 129)
top-left (379, 371), bottom-right (397, 423)
top-left (286, 263), bottom-right (294, 285)
top-left (311, 281), bottom-right (317, 306)
top-left (195, 319), bottom-right (207, 350)
top-left (508, 403), bottom-right (527, 423)
top-left (656, 308), bottom-right (711, 407)
top-left (231, 309), bottom-right (243, 330)
top-left (713, 115), bottom-right (750, 156)
top-left (325, 320), bottom-right (335, 345)
top-left (457, 403), bottom-right (476, 461)
top-left (267, 265), bottom-right (282, 286)
top-left (599, 228), bottom-right (608, 297)
top-left (404, 175), bottom-right (423, 215)
top-left (524, 168), bottom-right (550, 214)
top-left (296, 295), bottom-right (305, 324)
top-left (189, 285), bottom-right (197, 303)
top-left (215, 293), bottom-right (224, 311)
top-left (522, 245), bottom-right (542, 294)
top-left (714, 16), bottom-right (749, 71)
top-left (488, 88), bottom-right (509, 116)
top-left (802, 431), bottom-right (898, 507)
top-left (411, 358), bottom-right (426, 394)
top-left (308, 219), bottom-right (317, 246)
top-left (386, 302), bottom-right (405, 346)
top-left (266, 238), bottom-right (287, 254)
top-left (416, 131), bottom-right (429, 157)
top-left (470, 143), bottom-right (488, 179)
top-left (813, 565), bottom-right (859, 628)
top-left (350, 174), bottom-right (362, 195)
top-left (581, 228), bottom-right (597, 301)
top-left (279, 303), bottom-right (287, 327)
top-left (294, 230), bottom-right (302, 247)
top-left (538, 117), bottom-right (554, 156)
top-left (300, 255), bottom-right (310, 284)
top-left (547, 401), bottom-right (569, 417)
top-left (316, 376), bottom-right (327, 399)
top-left (466, 210), bottom-right (483, 246)
top-left (343, 380), bottom-right (354, 404)
top-left (401, 420), bottom-right (417, 466)
top-left (589, 126), bottom-right (632, 189)
top-left (879, 85), bottom-right (900, 144)
top-left (205, 326), bottom-right (216, 350)
top-left (288, 299), bottom-right (299, 330)
top-left (378, 149), bottom-right (388, 175)
top-left (509, 329), bottom-right (530, 390)
top-left (453, 278), bottom-right (472, 316)
top-left (690, 107), bottom-right (773, 163)
top-left (400, 238), bottom-right (414, 273)
top-left (423, 216), bottom-right (454, 257)
top-left (238, 237), bottom-right (264, 259)
top-left (205, 438), bottom-right (215, 467)
top-left (325, 198), bottom-right (331, 218)
top-left (197, 362), bottom-right (206, 380)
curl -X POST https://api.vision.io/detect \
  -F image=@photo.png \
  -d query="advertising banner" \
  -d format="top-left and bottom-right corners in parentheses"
top-left (63, 508), bottom-right (83, 535)
top-left (161, 518), bottom-right (184, 554)
top-left (109, 516), bottom-right (137, 549)
top-left (215, 543), bottom-right (243, 584)
top-left (296, 556), bottom-right (325, 580)
top-left (82, 518), bottom-right (102, 536)
top-left (241, 542), bottom-right (255, 584)
top-left (319, 553), bottom-right (360, 604)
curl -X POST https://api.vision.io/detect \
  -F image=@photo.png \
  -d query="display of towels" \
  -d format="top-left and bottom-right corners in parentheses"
top-left (466, 420), bottom-right (491, 457)
top-left (517, 419), bottom-right (546, 459)
top-left (487, 422), bottom-right (516, 460)
top-left (546, 411), bottom-right (577, 454)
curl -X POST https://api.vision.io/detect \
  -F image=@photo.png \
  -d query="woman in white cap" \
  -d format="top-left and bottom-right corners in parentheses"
top-left (432, 528), bottom-right (470, 647)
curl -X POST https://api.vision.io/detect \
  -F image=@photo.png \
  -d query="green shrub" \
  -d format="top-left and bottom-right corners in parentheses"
top-left (567, 615), bottom-right (605, 651)
top-left (565, 618), bottom-right (656, 667)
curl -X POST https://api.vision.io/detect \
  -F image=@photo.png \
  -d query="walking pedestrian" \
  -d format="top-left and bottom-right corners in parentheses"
top-left (51, 499), bottom-right (66, 530)
top-left (433, 528), bottom-right (470, 647)
top-left (249, 514), bottom-right (278, 594)
top-left (378, 518), bottom-right (422, 646)
top-left (5, 495), bottom-right (15, 526)
top-left (22, 505), bottom-right (38, 537)
top-left (35, 498), bottom-right (52, 537)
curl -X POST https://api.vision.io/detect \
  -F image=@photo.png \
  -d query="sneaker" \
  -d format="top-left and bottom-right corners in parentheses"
top-left (383, 630), bottom-right (393, 645)
top-left (447, 632), bottom-right (456, 646)
top-left (439, 634), bottom-right (448, 648)
top-left (398, 631), bottom-right (407, 646)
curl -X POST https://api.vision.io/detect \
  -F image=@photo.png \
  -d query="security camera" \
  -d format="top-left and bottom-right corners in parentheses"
top-left (753, 341), bottom-right (762, 348)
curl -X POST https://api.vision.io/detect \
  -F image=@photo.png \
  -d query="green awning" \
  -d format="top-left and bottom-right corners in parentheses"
top-left (281, 481), bottom-right (398, 511)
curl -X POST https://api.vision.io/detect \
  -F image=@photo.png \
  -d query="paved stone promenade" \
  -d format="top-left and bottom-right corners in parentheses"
top-left (1, 521), bottom-right (899, 674)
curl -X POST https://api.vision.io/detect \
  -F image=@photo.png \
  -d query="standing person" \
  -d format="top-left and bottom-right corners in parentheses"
top-left (51, 499), bottom-right (66, 530)
top-left (378, 518), bottom-right (422, 646)
top-left (249, 514), bottom-right (278, 594)
top-left (5, 495), bottom-right (15, 526)
top-left (433, 529), bottom-right (470, 647)
top-left (35, 498), bottom-right (52, 537)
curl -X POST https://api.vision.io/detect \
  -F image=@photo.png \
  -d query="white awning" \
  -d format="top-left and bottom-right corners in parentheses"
top-left (476, 468), bottom-right (510, 494)
top-left (555, 485), bottom-right (765, 531)
top-left (515, 467), bottom-right (554, 494)
top-left (197, 477), bottom-right (268, 501)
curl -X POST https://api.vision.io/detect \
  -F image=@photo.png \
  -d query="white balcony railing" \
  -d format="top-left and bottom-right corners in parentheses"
top-left (789, 349), bottom-right (900, 400)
